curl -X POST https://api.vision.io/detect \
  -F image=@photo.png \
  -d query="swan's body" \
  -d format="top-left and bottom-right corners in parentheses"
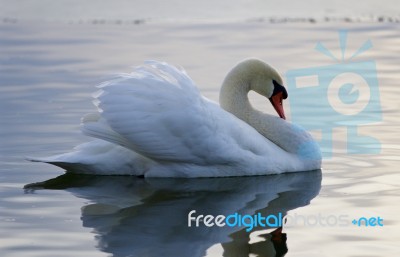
top-left (30, 59), bottom-right (321, 177)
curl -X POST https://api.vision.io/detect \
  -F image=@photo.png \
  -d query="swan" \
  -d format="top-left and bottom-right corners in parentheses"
top-left (29, 59), bottom-right (321, 177)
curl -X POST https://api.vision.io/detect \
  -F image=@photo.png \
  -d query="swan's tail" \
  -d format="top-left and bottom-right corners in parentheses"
top-left (27, 140), bottom-right (148, 176)
top-left (26, 154), bottom-right (94, 174)
top-left (28, 114), bottom-right (149, 175)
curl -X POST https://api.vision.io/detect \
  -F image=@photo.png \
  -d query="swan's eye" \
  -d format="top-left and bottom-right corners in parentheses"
top-left (271, 80), bottom-right (288, 101)
top-left (272, 80), bottom-right (288, 99)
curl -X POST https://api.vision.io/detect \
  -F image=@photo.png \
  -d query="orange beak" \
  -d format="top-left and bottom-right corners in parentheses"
top-left (269, 91), bottom-right (286, 120)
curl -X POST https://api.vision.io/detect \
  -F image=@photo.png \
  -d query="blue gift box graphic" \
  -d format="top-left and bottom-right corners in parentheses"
top-left (286, 30), bottom-right (382, 158)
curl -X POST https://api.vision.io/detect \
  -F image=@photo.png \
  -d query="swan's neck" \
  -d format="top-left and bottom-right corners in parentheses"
top-left (219, 59), bottom-right (321, 165)
top-left (219, 59), bottom-right (275, 126)
top-left (219, 78), bottom-right (253, 122)
top-left (219, 68), bottom-right (317, 157)
top-left (219, 76), bottom-right (284, 149)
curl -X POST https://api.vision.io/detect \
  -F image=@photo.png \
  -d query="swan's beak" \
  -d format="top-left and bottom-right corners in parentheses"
top-left (270, 92), bottom-right (286, 119)
top-left (270, 81), bottom-right (288, 120)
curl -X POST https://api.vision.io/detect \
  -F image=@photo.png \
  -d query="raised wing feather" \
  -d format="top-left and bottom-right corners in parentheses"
top-left (86, 61), bottom-right (235, 164)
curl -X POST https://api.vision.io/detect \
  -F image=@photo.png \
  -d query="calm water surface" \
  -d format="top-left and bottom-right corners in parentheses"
top-left (1, 21), bottom-right (399, 256)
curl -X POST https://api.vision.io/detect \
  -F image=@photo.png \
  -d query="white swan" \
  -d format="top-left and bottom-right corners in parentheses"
top-left (30, 59), bottom-right (321, 177)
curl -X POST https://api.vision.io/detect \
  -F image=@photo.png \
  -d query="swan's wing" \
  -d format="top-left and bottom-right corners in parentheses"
top-left (83, 61), bottom-right (241, 165)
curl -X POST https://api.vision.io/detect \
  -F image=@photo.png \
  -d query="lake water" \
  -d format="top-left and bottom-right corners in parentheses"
top-left (1, 2), bottom-right (400, 256)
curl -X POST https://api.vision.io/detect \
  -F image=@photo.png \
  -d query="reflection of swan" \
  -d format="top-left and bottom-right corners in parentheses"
top-left (25, 170), bottom-right (322, 257)
top-left (30, 59), bottom-right (321, 177)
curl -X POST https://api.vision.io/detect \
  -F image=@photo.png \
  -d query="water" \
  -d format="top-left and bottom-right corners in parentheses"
top-left (1, 0), bottom-right (400, 22)
top-left (1, 3), bottom-right (400, 257)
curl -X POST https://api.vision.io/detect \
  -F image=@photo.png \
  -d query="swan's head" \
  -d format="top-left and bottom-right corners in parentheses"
top-left (245, 59), bottom-right (288, 119)
top-left (220, 58), bottom-right (288, 119)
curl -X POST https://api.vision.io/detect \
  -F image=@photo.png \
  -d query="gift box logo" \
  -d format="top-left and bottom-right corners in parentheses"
top-left (286, 30), bottom-right (381, 158)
